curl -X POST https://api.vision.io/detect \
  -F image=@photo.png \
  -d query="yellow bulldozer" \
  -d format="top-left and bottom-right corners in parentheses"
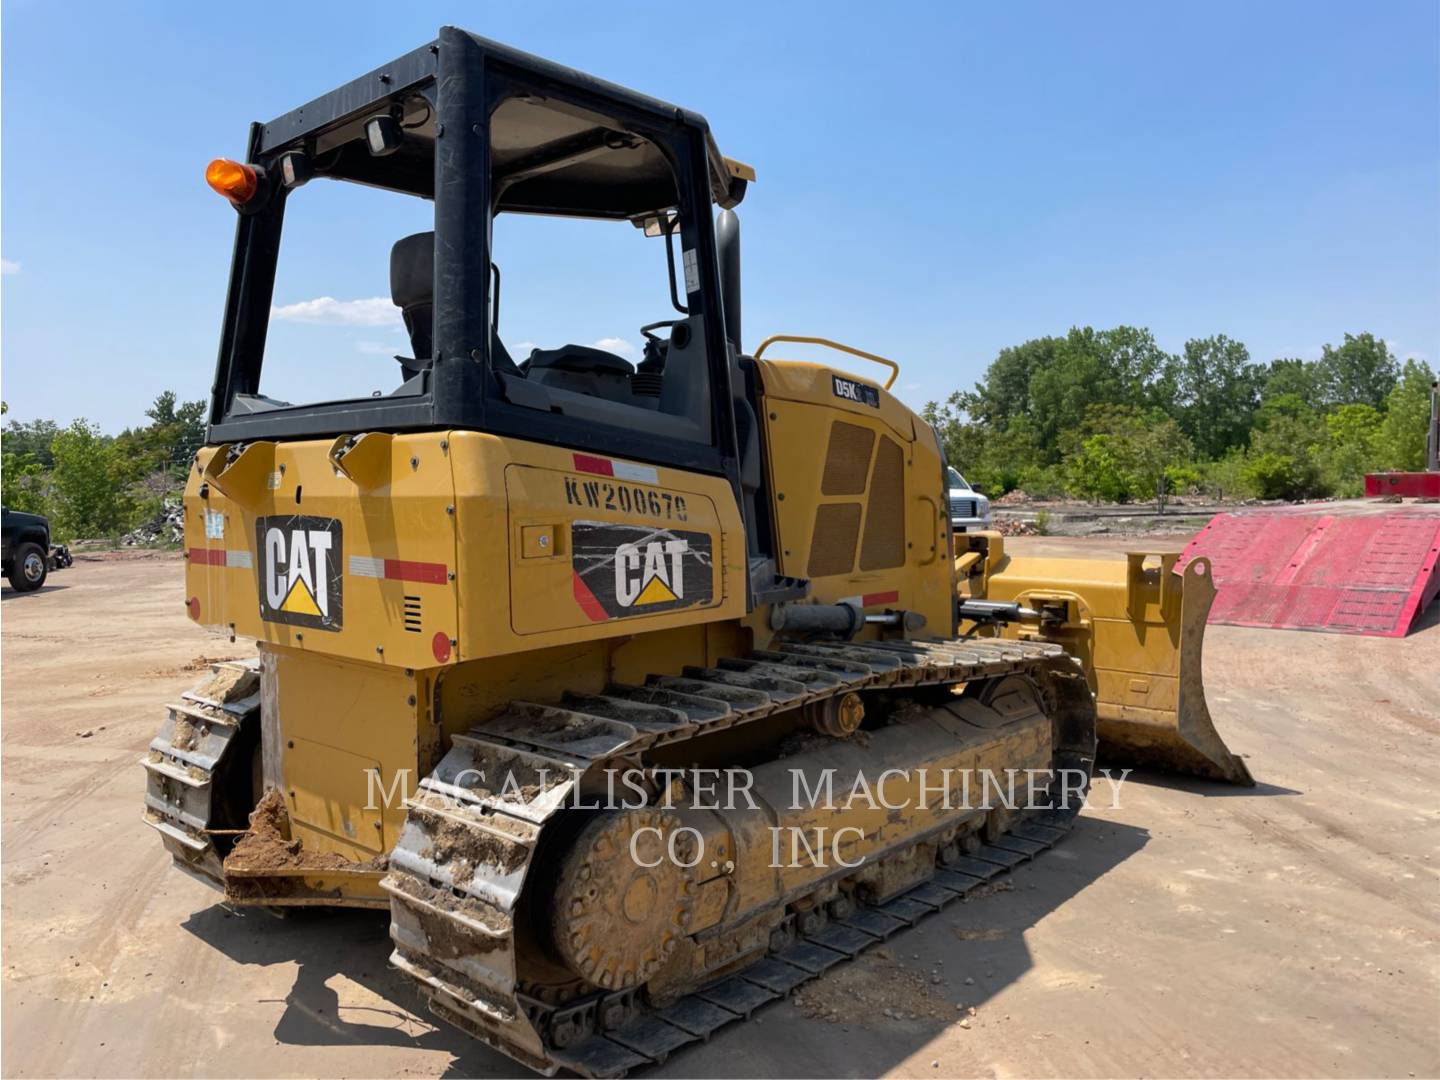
top-left (143, 28), bottom-right (1249, 1076)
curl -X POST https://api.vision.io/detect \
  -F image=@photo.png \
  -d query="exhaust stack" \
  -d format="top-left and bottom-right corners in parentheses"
top-left (717, 208), bottom-right (741, 352)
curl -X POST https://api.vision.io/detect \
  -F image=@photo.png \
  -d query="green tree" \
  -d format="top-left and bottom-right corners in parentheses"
top-left (1, 453), bottom-right (52, 515)
top-left (922, 403), bottom-right (1045, 495)
top-left (1170, 335), bottom-right (1263, 459)
top-left (1318, 403), bottom-right (1383, 497)
top-left (2, 416), bottom-right (61, 470)
top-left (1252, 389), bottom-right (1321, 440)
top-left (1316, 333), bottom-right (1399, 409)
top-left (1060, 405), bottom-right (1193, 508)
top-left (2, 406), bottom-right (60, 513)
top-left (1261, 358), bottom-right (1323, 403)
top-left (1243, 451), bottom-right (1314, 500)
top-left (951, 336), bottom-right (1062, 431)
top-left (1026, 326), bottom-right (1176, 455)
top-left (1199, 450), bottom-right (1256, 500)
top-left (1127, 415), bottom-right (1195, 512)
top-left (1065, 434), bottom-right (1133, 502)
top-left (1245, 413), bottom-right (1328, 499)
top-left (1376, 359), bottom-right (1437, 471)
top-left (112, 391), bottom-right (208, 518)
top-left (952, 326), bottom-right (1177, 467)
top-left (48, 420), bottom-right (127, 540)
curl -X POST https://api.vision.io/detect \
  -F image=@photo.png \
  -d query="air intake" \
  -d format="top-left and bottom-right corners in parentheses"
top-left (403, 595), bottom-right (423, 633)
top-left (808, 503), bottom-right (862, 577)
top-left (860, 436), bottom-right (906, 570)
top-left (821, 421), bottom-right (875, 496)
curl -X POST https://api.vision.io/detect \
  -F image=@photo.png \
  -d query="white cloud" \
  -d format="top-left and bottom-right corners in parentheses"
top-left (271, 296), bottom-right (396, 327)
top-left (590, 336), bottom-right (637, 356)
top-left (1, 259), bottom-right (20, 275)
top-left (1383, 339), bottom-right (1430, 364)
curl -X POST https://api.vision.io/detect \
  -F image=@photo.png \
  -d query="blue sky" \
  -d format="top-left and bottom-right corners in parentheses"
top-left (3, 1), bottom-right (1437, 429)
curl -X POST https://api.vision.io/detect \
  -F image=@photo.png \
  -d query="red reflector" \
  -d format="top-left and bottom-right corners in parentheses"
top-left (572, 453), bottom-right (614, 477)
top-left (432, 632), bottom-right (453, 663)
top-left (188, 547), bottom-right (225, 566)
top-left (186, 597), bottom-right (200, 621)
top-left (862, 589), bottom-right (900, 607)
top-left (385, 558), bottom-right (448, 585)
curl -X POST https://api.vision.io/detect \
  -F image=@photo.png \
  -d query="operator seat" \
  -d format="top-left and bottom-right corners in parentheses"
top-left (390, 232), bottom-right (518, 378)
top-left (523, 344), bottom-right (635, 404)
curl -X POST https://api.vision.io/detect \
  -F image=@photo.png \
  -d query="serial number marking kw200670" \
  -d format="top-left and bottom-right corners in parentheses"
top-left (564, 476), bottom-right (689, 522)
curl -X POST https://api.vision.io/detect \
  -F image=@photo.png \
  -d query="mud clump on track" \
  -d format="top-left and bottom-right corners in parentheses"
top-left (169, 715), bottom-right (199, 752)
top-left (194, 661), bottom-right (256, 701)
top-left (428, 812), bottom-right (529, 878)
top-left (148, 655), bottom-right (246, 679)
top-left (226, 790), bottom-right (367, 873)
top-left (790, 948), bottom-right (956, 1026)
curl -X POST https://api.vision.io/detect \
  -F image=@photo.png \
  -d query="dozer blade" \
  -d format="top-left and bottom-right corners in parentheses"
top-left (965, 541), bottom-right (1253, 785)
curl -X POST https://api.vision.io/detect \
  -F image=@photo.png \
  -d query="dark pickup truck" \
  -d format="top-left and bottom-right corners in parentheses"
top-left (2, 508), bottom-right (72, 592)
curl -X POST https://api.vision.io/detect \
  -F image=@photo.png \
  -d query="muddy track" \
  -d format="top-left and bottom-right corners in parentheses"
top-left (384, 639), bottom-right (1094, 1076)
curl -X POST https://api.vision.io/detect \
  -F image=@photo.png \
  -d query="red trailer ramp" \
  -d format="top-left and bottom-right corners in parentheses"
top-left (1179, 510), bottom-right (1440, 637)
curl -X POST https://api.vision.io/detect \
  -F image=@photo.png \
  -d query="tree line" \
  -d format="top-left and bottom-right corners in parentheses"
top-left (1, 393), bottom-right (206, 542)
top-left (923, 329), bottom-right (1435, 506)
top-left (2, 330), bottom-right (1434, 542)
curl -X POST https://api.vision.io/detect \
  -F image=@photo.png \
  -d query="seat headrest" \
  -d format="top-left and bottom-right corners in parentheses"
top-left (390, 231), bottom-right (434, 310)
top-left (527, 344), bottom-right (635, 375)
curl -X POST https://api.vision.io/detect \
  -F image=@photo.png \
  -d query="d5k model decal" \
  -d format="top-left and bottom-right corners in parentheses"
top-left (571, 520), bottom-right (714, 621)
top-left (255, 516), bottom-right (343, 631)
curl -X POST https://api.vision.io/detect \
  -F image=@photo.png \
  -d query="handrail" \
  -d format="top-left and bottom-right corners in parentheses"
top-left (751, 335), bottom-right (901, 390)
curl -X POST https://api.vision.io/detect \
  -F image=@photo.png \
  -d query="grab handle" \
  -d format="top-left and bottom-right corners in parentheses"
top-left (752, 335), bottom-right (900, 390)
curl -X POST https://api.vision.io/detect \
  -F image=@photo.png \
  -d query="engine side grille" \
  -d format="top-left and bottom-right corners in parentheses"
top-left (403, 595), bottom-right (423, 633)
top-left (808, 503), bottom-right (863, 577)
top-left (860, 436), bottom-right (906, 570)
top-left (820, 422), bottom-right (876, 496)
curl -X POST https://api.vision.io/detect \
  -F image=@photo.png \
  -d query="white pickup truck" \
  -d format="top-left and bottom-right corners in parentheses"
top-left (947, 467), bottom-right (992, 532)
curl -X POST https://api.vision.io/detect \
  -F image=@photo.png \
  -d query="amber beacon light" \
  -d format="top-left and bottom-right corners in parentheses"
top-left (205, 158), bottom-right (259, 206)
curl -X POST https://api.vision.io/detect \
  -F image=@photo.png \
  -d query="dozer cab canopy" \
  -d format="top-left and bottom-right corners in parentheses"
top-left (206, 26), bottom-right (754, 482)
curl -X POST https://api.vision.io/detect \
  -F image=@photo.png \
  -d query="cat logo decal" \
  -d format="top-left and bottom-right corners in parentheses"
top-left (255, 515), bottom-right (343, 631)
top-left (570, 521), bottom-right (713, 621)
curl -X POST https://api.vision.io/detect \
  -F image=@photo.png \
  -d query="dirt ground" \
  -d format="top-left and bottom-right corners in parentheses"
top-left (3, 544), bottom-right (1437, 1079)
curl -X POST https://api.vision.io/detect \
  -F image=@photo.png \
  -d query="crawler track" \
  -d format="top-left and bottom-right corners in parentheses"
top-left (383, 637), bottom-right (1096, 1076)
top-left (140, 659), bottom-right (260, 887)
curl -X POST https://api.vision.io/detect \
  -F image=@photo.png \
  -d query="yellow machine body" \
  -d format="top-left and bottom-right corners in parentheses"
top-left (175, 357), bottom-right (965, 896)
top-left (170, 356), bottom-right (1247, 910)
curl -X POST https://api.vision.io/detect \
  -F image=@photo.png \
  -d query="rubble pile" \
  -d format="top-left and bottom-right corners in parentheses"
top-left (122, 501), bottom-right (185, 546)
top-left (993, 489), bottom-right (1033, 506)
top-left (993, 517), bottom-right (1039, 537)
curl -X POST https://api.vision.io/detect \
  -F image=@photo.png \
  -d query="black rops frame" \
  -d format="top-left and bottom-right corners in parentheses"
top-left (206, 26), bottom-right (744, 498)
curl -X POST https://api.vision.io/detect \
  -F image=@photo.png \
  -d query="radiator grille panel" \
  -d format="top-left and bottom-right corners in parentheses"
top-left (860, 436), bottom-right (906, 570)
top-left (808, 503), bottom-right (862, 577)
top-left (949, 497), bottom-right (978, 520)
top-left (820, 422), bottom-right (876, 496)
top-left (403, 595), bottom-right (423, 633)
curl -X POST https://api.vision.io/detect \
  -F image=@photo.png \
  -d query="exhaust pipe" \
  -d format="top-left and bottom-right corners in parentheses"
top-left (717, 208), bottom-right (741, 352)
